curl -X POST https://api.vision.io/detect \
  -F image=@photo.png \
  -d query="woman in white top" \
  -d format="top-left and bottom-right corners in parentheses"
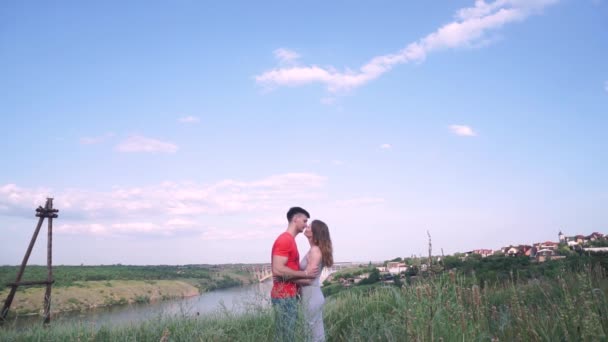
top-left (298, 220), bottom-right (333, 342)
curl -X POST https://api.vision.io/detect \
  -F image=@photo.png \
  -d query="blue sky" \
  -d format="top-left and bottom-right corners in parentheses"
top-left (1, 0), bottom-right (607, 265)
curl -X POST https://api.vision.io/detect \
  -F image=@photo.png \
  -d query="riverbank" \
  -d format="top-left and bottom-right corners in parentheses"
top-left (1, 269), bottom-right (606, 341)
top-left (0, 280), bottom-right (200, 317)
top-left (0, 264), bottom-right (254, 318)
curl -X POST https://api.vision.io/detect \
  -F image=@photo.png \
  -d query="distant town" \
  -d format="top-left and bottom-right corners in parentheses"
top-left (212, 230), bottom-right (608, 285)
top-left (379, 231), bottom-right (608, 275)
top-left (326, 231), bottom-right (608, 289)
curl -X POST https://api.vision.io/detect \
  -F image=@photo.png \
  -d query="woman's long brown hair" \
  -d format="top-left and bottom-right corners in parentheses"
top-left (311, 220), bottom-right (333, 267)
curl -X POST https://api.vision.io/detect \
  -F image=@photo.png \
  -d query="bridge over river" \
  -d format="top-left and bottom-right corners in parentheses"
top-left (250, 262), bottom-right (357, 284)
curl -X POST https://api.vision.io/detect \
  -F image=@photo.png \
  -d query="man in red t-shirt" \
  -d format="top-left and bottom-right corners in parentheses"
top-left (271, 207), bottom-right (318, 341)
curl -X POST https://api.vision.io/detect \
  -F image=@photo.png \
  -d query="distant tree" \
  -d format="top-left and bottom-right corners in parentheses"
top-left (384, 257), bottom-right (403, 266)
top-left (442, 255), bottom-right (463, 270)
top-left (406, 265), bottom-right (419, 277)
top-left (558, 243), bottom-right (574, 256)
top-left (393, 275), bottom-right (403, 288)
top-left (467, 253), bottom-right (483, 261)
top-left (589, 240), bottom-right (608, 247)
top-left (358, 268), bottom-right (381, 285)
top-left (430, 264), bottom-right (444, 274)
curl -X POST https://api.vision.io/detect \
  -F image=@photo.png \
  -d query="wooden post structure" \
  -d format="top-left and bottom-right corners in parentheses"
top-left (0, 198), bottom-right (58, 326)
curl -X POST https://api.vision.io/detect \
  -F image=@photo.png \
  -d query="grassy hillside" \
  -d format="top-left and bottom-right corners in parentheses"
top-left (1, 267), bottom-right (606, 341)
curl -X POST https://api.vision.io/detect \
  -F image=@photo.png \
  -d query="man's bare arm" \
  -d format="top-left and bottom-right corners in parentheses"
top-left (272, 255), bottom-right (317, 280)
top-left (293, 278), bottom-right (313, 285)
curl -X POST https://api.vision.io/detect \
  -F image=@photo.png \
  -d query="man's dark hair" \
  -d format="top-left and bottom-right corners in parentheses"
top-left (286, 207), bottom-right (310, 222)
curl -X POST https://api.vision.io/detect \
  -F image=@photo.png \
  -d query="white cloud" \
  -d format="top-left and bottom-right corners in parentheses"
top-left (320, 97), bottom-right (336, 105)
top-left (116, 135), bottom-right (178, 153)
top-left (255, 0), bottom-right (557, 92)
top-left (332, 160), bottom-right (344, 166)
top-left (166, 218), bottom-right (196, 226)
top-left (247, 217), bottom-right (287, 229)
top-left (274, 48), bottom-right (301, 64)
top-left (380, 143), bottom-right (392, 149)
top-left (111, 222), bottom-right (165, 234)
top-left (449, 125), bottom-right (477, 137)
top-left (200, 227), bottom-right (275, 241)
top-left (56, 221), bottom-right (198, 237)
top-left (0, 184), bottom-right (53, 216)
top-left (57, 223), bottom-right (107, 235)
top-left (80, 133), bottom-right (115, 145)
top-left (0, 173), bottom-right (328, 237)
top-left (604, 80), bottom-right (608, 93)
top-left (178, 116), bottom-right (200, 124)
top-left (334, 197), bottom-right (386, 207)
top-left (80, 137), bottom-right (100, 145)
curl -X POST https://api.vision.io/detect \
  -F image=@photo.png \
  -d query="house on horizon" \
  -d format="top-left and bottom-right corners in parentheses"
top-left (587, 232), bottom-right (605, 241)
top-left (386, 261), bottom-right (407, 274)
top-left (558, 230), bottom-right (607, 247)
top-left (465, 249), bottom-right (493, 258)
top-left (533, 241), bottom-right (559, 251)
top-left (501, 245), bottom-right (532, 257)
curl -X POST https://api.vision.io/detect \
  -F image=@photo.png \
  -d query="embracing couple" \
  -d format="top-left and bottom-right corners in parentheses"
top-left (271, 207), bottom-right (333, 342)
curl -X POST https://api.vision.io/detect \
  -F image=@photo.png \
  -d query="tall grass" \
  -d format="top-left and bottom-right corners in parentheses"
top-left (1, 267), bottom-right (606, 341)
top-left (325, 265), bottom-right (608, 341)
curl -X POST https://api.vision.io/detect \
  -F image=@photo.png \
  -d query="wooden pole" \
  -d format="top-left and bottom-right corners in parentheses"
top-left (1, 198), bottom-right (58, 326)
top-left (43, 198), bottom-right (54, 325)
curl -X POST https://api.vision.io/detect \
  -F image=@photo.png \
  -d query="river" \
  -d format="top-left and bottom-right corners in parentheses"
top-left (8, 281), bottom-right (273, 329)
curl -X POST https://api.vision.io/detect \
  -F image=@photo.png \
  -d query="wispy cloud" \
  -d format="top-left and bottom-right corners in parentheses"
top-left (334, 197), bottom-right (386, 207)
top-left (178, 116), bottom-right (200, 124)
top-left (200, 227), bottom-right (275, 241)
top-left (604, 80), bottom-right (608, 93)
top-left (80, 133), bottom-right (115, 145)
top-left (111, 222), bottom-right (165, 234)
top-left (57, 221), bottom-right (199, 237)
top-left (320, 97), bottom-right (336, 105)
top-left (449, 125), bottom-right (477, 137)
top-left (0, 173), bottom-right (328, 237)
top-left (380, 143), bottom-right (392, 149)
top-left (274, 48), bottom-right (301, 64)
top-left (255, 0), bottom-right (557, 92)
top-left (247, 217), bottom-right (287, 229)
top-left (0, 184), bottom-right (52, 217)
top-left (116, 135), bottom-right (178, 153)
top-left (332, 160), bottom-right (344, 166)
top-left (57, 223), bottom-right (107, 235)
top-left (166, 218), bottom-right (197, 227)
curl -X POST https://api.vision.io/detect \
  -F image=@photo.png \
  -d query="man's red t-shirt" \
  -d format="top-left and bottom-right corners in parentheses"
top-left (271, 231), bottom-right (300, 299)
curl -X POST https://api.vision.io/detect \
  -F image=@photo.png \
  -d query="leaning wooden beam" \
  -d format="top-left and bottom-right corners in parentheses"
top-left (0, 214), bottom-right (45, 323)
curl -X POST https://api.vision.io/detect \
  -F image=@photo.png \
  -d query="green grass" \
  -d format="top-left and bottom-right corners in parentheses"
top-left (0, 265), bottom-right (216, 288)
top-left (2, 267), bottom-right (606, 341)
